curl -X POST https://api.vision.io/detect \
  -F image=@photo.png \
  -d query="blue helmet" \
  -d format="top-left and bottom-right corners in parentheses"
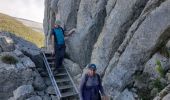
top-left (88, 64), bottom-right (97, 70)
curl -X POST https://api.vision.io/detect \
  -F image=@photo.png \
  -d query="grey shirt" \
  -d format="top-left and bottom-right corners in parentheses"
top-left (80, 73), bottom-right (105, 100)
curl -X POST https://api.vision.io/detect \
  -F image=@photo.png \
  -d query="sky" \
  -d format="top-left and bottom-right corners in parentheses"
top-left (0, 0), bottom-right (44, 23)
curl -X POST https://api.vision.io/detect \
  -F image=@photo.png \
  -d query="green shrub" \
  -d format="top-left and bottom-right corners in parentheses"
top-left (155, 60), bottom-right (165, 78)
top-left (1, 55), bottom-right (18, 64)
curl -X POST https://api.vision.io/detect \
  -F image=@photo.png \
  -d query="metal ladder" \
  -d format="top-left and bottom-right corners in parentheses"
top-left (41, 51), bottom-right (79, 100)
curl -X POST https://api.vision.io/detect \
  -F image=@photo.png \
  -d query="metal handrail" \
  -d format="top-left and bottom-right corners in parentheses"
top-left (42, 52), bottom-right (62, 99)
top-left (64, 67), bottom-right (79, 95)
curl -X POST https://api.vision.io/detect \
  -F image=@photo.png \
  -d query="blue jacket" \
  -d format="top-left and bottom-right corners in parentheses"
top-left (52, 27), bottom-right (65, 45)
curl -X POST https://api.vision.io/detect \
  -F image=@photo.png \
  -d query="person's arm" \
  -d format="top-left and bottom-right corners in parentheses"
top-left (80, 74), bottom-right (86, 100)
top-left (64, 28), bottom-right (76, 37)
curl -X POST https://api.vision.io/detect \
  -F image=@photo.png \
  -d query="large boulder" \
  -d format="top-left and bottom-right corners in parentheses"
top-left (0, 67), bottom-right (35, 99)
top-left (91, 0), bottom-right (148, 75)
top-left (63, 58), bottom-right (82, 76)
top-left (103, 0), bottom-right (170, 98)
top-left (26, 96), bottom-right (42, 100)
top-left (66, 0), bottom-right (107, 67)
top-left (0, 50), bottom-right (42, 99)
top-left (13, 85), bottom-right (34, 100)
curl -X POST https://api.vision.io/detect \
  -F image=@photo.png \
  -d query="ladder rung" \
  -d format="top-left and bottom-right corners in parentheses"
top-left (55, 73), bottom-right (67, 76)
top-left (61, 92), bottom-right (78, 98)
top-left (59, 85), bottom-right (73, 90)
top-left (55, 67), bottom-right (65, 70)
top-left (49, 62), bottom-right (55, 65)
top-left (56, 78), bottom-right (70, 83)
top-left (47, 57), bottom-right (55, 60)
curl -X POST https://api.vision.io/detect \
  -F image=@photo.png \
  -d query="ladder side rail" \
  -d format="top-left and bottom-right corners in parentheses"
top-left (42, 52), bottom-right (62, 99)
top-left (64, 67), bottom-right (79, 96)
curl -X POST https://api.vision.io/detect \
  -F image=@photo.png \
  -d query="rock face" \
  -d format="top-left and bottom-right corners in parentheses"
top-left (13, 85), bottom-right (34, 100)
top-left (43, 0), bottom-right (170, 99)
top-left (103, 0), bottom-right (170, 97)
top-left (63, 58), bottom-right (82, 76)
top-left (144, 53), bottom-right (170, 79)
top-left (0, 32), bottom-right (54, 100)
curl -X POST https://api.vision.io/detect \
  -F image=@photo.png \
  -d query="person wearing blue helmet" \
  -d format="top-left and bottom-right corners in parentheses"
top-left (80, 64), bottom-right (106, 100)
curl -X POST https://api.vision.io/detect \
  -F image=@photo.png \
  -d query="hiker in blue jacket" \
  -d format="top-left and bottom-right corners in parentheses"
top-left (51, 20), bottom-right (75, 68)
top-left (80, 64), bottom-right (106, 100)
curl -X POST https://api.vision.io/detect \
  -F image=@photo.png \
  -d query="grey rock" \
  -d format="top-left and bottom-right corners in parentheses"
top-left (0, 36), bottom-right (15, 52)
top-left (44, 77), bottom-right (51, 86)
top-left (13, 85), bottom-right (34, 100)
top-left (63, 59), bottom-right (82, 76)
top-left (13, 49), bottom-right (24, 57)
top-left (20, 56), bottom-right (36, 68)
top-left (0, 64), bottom-right (35, 99)
top-left (42, 95), bottom-right (51, 100)
top-left (16, 63), bottom-right (25, 69)
top-left (57, 0), bottom-right (80, 30)
top-left (51, 0), bottom-right (59, 13)
top-left (143, 53), bottom-right (170, 79)
top-left (166, 40), bottom-right (170, 48)
top-left (46, 86), bottom-right (55, 95)
top-left (33, 75), bottom-right (46, 91)
top-left (153, 96), bottom-right (161, 100)
top-left (51, 95), bottom-right (58, 100)
top-left (153, 84), bottom-right (170, 100)
top-left (36, 91), bottom-right (45, 96)
top-left (91, 0), bottom-right (148, 75)
top-left (104, 0), bottom-right (150, 76)
top-left (106, 0), bottom-right (117, 15)
top-left (103, 0), bottom-right (170, 98)
top-left (43, 0), bottom-right (55, 48)
top-left (26, 96), bottom-right (42, 100)
top-left (0, 32), bottom-right (43, 69)
top-left (115, 89), bottom-right (136, 100)
top-left (8, 97), bottom-right (15, 100)
top-left (151, 88), bottom-right (159, 98)
top-left (166, 73), bottom-right (170, 83)
top-left (163, 94), bottom-right (170, 100)
top-left (66, 0), bottom-right (107, 67)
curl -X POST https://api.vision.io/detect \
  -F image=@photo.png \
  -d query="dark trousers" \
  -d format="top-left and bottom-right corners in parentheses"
top-left (54, 43), bottom-right (66, 68)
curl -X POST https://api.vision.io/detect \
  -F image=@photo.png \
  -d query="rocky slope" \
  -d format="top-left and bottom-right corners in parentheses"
top-left (44, 0), bottom-right (170, 99)
top-left (0, 32), bottom-right (61, 100)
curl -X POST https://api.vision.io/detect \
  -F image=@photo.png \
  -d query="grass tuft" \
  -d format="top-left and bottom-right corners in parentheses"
top-left (155, 60), bottom-right (165, 78)
top-left (1, 55), bottom-right (18, 64)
